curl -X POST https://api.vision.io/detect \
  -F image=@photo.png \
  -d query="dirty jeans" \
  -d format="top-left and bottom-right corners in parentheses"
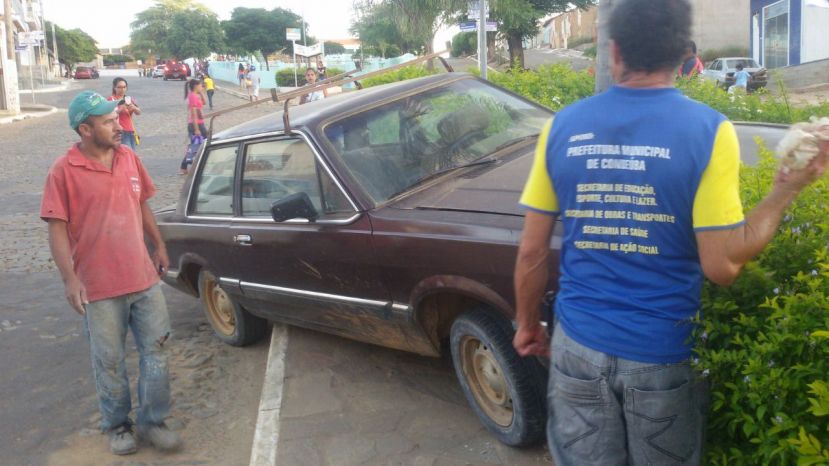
top-left (547, 322), bottom-right (705, 465)
top-left (84, 285), bottom-right (171, 432)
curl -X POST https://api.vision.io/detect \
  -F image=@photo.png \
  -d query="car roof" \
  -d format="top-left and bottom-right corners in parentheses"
top-left (211, 72), bottom-right (473, 142)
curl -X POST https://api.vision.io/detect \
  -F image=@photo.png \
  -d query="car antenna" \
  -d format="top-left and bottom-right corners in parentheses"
top-left (203, 51), bottom-right (453, 142)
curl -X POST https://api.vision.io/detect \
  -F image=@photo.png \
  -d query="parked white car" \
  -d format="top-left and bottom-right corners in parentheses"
top-left (701, 57), bottom-right (768, 90)
top-left (151, 65), bottom-right (165, 78)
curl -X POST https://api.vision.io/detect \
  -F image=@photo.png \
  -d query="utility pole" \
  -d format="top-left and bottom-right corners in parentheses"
top-left (477, 0), bottom-right (487, 80)
top-left (4, 0), bottom-right (14, 60)
top-left (594, 0), bottom-right (613, 94)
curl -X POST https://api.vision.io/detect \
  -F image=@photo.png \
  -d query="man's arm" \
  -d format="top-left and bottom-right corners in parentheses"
top-left (513, 211), bottom-right (557, 357)
top-left (141, 202), bottom-right (169, 276)
top-left (47, 220), bottom-right (87, 314)
top-left (697, 143), bottom-right (828, 285)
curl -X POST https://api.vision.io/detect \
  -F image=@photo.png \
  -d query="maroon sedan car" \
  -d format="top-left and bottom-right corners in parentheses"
top-left (155, 73), bottom-right (785, 446)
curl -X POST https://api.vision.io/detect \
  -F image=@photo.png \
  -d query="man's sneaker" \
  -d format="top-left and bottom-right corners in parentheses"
top-left (108, 423), bottom-right (137, 455)
top-left (137, 422), bottom-right (182, 451)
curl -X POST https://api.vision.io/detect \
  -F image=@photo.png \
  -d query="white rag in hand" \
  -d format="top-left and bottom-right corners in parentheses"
top-left (776, 117), bottom-right (829, 170)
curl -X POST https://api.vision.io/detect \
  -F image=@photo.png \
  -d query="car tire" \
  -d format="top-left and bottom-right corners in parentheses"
top-left (198, 270), bottom-right (267, 346)
top-left (163, 77), bottom-right (168, 81)
top-left (450, 309), bottom-right (547, 447)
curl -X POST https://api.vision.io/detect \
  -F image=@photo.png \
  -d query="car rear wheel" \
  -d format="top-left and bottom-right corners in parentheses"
top-left (450, 309), bottom-right (547, 447)
top-left (198, 270), bottom-right (267, 346)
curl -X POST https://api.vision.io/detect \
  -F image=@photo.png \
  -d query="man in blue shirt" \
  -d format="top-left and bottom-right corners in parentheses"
top-left (513, 0), bottom-right (829, 464)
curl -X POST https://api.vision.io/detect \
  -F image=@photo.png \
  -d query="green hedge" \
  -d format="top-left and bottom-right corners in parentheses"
top-left (693, 144), bottom-right (829, 465)
top-left (275, 67), bottom-right (345, 87)
top-left (360, 65), bottom-right (436, 88)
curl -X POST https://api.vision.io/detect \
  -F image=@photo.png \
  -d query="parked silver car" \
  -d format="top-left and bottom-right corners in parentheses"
top-left (701, 57), bottom-right (768, 90)
top-left (151, 65), bottom-right (165, 78)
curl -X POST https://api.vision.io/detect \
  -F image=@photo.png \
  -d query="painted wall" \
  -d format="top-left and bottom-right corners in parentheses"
top-left (800, 1), bottom-right (829, 63)
top-left (691, 0), bottom-right (751, 52)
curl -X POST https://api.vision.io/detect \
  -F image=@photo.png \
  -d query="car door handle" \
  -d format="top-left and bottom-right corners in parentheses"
top-left (233, 234), bottom-right (253, 246)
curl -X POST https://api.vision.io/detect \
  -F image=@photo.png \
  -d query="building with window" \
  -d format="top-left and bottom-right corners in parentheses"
top-left (750, 0), bottom-right (829, 68)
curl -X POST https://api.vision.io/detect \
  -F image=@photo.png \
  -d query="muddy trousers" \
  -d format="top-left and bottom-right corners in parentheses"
top-left (547, 322), bottom-right (706, 465)
top-left (84, 285), bottom-right (171, 432)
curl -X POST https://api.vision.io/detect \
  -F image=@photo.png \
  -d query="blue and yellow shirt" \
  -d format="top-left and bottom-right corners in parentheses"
top-left (520, 86), bottom-right (744, 363)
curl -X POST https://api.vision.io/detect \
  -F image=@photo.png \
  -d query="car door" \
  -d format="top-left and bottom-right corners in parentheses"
top-left (226, 134), bottom-right (399, 342)
top-left (172, 143), bottom-right (244, 297)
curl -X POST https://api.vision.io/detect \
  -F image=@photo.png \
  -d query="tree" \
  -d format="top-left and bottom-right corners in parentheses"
top-left (351, 2), bottom-right (416, 58)
top-left (166, 9), bottom-right (224, 60)
top-left (594, 0), bottom-right (612, 93)
top-left (323, 41), bottom-right (346, 55)
top-left (44, 22), bottom-right (98, 72)
top-left (491, 0), bottom-right (595, 69)
top-left (386, 0), bottom-right (466, 56)
top-left (222, 7), bottom-right (303, 70)
top-left (129, 0), bottom-right (219, 60)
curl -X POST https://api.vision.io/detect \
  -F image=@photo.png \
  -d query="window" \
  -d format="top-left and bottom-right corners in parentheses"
top-left (763, 0), bottom-right (789, 69)
top-left (709, 60), bottom-right (720, 71)
top-left (241, 139), bottom-right (354, 219)
top-left (192, 145), bottom-right (238, 216)
top-left (324, 79), bottom-right (550, 203)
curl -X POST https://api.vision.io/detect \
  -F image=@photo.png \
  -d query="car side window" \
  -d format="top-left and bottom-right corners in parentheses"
top-left (241, 139), bottom-right (354, 219)
top-left (192, 145), bottom-right (238, 216)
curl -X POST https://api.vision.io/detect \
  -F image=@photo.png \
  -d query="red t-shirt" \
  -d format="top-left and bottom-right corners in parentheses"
top-left (40, 144), bottom-right (159, 302)
top-left (107, 95), bottom-right (136, 132)
top-left (187, 91), bottom-right (204, 124)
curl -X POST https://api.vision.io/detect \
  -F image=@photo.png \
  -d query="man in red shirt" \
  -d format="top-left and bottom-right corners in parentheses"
top-left (40, 91), bottom-right (181, 455)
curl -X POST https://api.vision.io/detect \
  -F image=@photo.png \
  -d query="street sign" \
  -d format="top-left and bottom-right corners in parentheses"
top-left (294, 43), bottom-right (322, 57)
top-left (458, 21), bottom-right (497, 32)
top-left (467, 0), bottom-right (489, 19)
top-left (15, 45), bottom-right (28, 51)
top-left (19, 31), bottom-right (44, 46)
top-left (286, 28), bottom-right (301, 41)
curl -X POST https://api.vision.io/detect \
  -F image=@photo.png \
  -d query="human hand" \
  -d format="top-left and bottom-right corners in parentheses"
top-left (152, 247), bottom-right (170, 277)
top-left (63, 276), bottom-right (88, 315)
top-left (513, 323), bottom-right (550, 358)
top-left (775, 139), bottom-right (829, 193)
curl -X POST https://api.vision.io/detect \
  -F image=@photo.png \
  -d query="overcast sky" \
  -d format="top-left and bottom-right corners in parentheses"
top-left (42, 0), bottom-right (357, 48)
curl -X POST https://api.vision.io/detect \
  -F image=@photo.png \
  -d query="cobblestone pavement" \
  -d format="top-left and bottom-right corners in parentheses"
top-left (0, 77), bottom-right (274, 465)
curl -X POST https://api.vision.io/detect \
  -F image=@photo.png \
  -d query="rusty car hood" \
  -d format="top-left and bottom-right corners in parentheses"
top-left (392, 148), bottom-right (534, 217)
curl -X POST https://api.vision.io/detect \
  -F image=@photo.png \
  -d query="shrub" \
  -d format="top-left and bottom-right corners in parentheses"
top-left (693, 142), bottom-right (829, 465)
top-left (567, 36), bottom-right (593, 49)
top-left (360, 65), bottom-right (436, 88)
top-left (582, 45), bottom-right (597, 58)
top-left (676, 77), bottom-right (829, 123)
top-left (700, 46), bottom-right (751, 64)
top-left (451, 32), bottom-right (477, 57)
top-left (488, 63), bottom-right (595, 111)
top-left (275, 67), bottom-right (345, 87)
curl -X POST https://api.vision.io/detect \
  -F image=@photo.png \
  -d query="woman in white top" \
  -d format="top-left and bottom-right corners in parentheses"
top-left (299, 68), bottom-right (327, 104)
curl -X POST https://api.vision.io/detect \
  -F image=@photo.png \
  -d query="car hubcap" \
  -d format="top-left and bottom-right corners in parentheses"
top-left (204, 277), bottom-right (236, 336)
top-left (460, 336), bottom-right (513, 427)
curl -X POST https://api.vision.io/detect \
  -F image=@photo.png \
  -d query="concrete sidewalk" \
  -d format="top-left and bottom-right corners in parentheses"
top-left (0, 104), bottom-right (60, 125)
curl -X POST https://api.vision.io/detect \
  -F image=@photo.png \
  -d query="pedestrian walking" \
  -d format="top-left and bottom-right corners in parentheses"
top-left (512, 1), bottom-right (829, 464)
top-left (238, 63), bottom-right (246, 89)
top-left (678, 40), bottom-right (703, 77)
top-left (181, 79), bottom-right (207, 174)
top-left (299, 68), bottom-right (327, 105)
top-left (107, 78), bottom-right (141, 150)
top-left (203, 73), bottom-right (215, 110)
top-left (40, 90), bottom-right (183, 456)
top-left (246, 65), bottom-right (260, 102)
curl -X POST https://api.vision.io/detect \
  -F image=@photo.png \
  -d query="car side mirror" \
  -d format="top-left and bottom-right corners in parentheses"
top-left (270, 192), bottom-right (318, 223)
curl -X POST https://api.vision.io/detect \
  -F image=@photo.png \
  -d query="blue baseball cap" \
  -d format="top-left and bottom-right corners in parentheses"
top-left (68, 90), bottom-right (118, 130)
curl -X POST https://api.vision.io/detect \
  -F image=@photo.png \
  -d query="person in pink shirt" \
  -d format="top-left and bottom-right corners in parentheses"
top-left (41, 91), bottom-right (182, 455)
top-left (107, 77), bottom-right (141, 150)
top-left (180, 79), bottom-right (206, 174)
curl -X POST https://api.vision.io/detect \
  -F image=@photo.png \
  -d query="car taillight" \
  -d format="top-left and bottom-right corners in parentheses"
top-left (164, 67), bottom-right (168, 70)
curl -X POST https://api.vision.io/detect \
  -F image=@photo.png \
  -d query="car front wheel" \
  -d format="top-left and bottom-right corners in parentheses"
top-left (198, 270), bottom-right (267, 346)
top-left (450, 309), bottom-right (547, 447)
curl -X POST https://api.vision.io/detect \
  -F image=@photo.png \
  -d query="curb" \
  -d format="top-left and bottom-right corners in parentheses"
top-left (249, 324), bottom-right (289, 466)
top-left (215, 84), bottom-right (255, 101)
top-left (0, 105), bottom-right (60, 125)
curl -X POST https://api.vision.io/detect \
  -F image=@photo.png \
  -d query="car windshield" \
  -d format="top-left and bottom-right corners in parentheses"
top-left (323, 78), bottom-right (551, 203)
top-left (726, 59), bottom-right (759, 69)
top-left (76, 67), bottom-right (89, 71)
